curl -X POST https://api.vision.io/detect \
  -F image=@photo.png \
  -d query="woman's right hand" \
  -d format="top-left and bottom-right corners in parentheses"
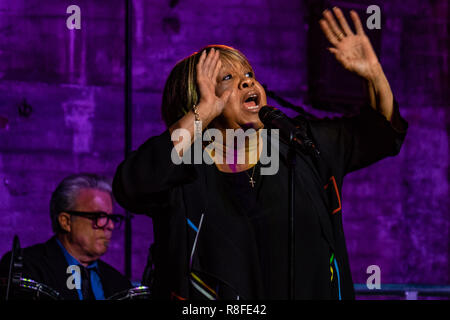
top-left (196, 48), bottom-right (232, 119)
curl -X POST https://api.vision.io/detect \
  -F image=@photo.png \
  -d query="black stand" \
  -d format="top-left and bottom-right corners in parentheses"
top-left (6, 235), bottom-right (22, 301)
top-left (142, 243), bottom-right (155, 289)
top-left (124, 0), bottom-right (133, 280)
top-left (260, 104), bottom-right (321, 300)
top-left (287, 134), bottom-right (296, 300)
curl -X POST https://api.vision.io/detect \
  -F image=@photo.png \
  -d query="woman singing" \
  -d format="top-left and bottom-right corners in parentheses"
top-left (113, 8), bottom-right (407, 300)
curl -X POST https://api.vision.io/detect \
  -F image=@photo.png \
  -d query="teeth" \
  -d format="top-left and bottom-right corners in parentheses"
top-left (245, 95), bottom-right (258, 103)
top-left (247, 105), bottom-right (259, 110)
top-left (245, 93), bottom-right (259, 104)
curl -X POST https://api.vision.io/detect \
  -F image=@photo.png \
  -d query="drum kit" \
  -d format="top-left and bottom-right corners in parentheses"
top-left (2, 277), bottom-right (63, 300)
top-left (2, 279), bottom-right (151, 300)
top-left (106, 286), bottom-right (151, 300)
top-left (1, 235), bottom-right (151, 301)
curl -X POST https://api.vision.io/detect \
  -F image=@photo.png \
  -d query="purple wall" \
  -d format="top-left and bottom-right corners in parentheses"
top-left (0, 0), bottom-right (448, 292)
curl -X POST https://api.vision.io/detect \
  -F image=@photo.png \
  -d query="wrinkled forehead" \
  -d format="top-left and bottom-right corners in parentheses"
top-left (75, 188), bottom-right (113, 212)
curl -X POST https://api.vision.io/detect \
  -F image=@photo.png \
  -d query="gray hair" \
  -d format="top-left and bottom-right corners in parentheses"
top-left (49, 173), bottom-right (113, 234)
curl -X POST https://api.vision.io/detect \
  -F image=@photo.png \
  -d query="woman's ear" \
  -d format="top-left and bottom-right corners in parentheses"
top-left (58, 212), bottom-right (72, 233)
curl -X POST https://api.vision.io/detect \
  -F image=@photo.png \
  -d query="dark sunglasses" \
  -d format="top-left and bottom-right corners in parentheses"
top-left (64, 210), bottom-right (125, 229)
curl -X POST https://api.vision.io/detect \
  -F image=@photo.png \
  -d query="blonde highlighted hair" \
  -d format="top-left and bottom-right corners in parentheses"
top-left (161, 45), bottom-right (254, 127)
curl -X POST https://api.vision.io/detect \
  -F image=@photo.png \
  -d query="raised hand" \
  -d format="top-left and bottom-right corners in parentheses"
top-left (320, 7), bottom-right (381, 81)
top-left (196, 48), bottom-right (232, 119)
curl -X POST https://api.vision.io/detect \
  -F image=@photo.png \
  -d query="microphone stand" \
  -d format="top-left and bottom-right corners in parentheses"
top-left (6, 235), bottom-right (22, 300)
top-left (141, 243), bottom-right (155, 290)
top-left (259, 89), bottom-right (321, 300)
top-left (287, 133), bottom-right (296, 300)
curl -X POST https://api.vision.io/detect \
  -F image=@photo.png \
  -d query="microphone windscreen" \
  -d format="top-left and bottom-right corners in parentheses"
top-left (258, 105), bottom-right (275, 124)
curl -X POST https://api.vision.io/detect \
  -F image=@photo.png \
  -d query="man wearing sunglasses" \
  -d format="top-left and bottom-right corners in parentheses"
top-left (0, 173), bottom-right (131, 300)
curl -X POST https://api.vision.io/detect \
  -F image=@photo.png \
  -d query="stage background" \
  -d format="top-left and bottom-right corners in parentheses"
top-left (0, 0), bottom-right (448, 297)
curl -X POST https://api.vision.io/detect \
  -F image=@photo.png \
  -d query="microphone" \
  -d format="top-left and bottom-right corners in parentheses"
top-left (259, 105), bottom-right (320, 157)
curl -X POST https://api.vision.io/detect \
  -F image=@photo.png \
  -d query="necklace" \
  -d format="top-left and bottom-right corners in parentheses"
top-left (205, 129), bottom-right (262, 187)
top-left (245, 165), bottom-right (257, 188)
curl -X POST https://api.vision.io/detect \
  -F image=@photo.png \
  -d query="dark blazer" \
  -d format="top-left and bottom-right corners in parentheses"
top-left (0, 236), bottom-right (131, 300)
top-left (113, 102), bottom-right (408, 300)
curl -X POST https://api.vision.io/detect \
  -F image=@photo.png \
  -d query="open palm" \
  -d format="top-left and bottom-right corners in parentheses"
top-left (196, 48), bottom-right (231, 118)
top-left (320, 7), bottom-right (380, 81)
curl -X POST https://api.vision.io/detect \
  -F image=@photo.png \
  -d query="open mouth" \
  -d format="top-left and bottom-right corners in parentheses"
top-left (242, 92), bottom-right (261, 112)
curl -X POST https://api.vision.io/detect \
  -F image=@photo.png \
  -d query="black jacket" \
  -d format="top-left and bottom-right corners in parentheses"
top-left (0, 236), bottom-right (131, 300)
top-left (113, 102), bottom-right (407, 300)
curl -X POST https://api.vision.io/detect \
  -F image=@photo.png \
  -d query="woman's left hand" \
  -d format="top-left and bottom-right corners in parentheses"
top-left (320, 7), bottom-right (381, 82)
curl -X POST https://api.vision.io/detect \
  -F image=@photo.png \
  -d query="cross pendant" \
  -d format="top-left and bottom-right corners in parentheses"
top-left (249, 177), bottom-right (255, 188)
